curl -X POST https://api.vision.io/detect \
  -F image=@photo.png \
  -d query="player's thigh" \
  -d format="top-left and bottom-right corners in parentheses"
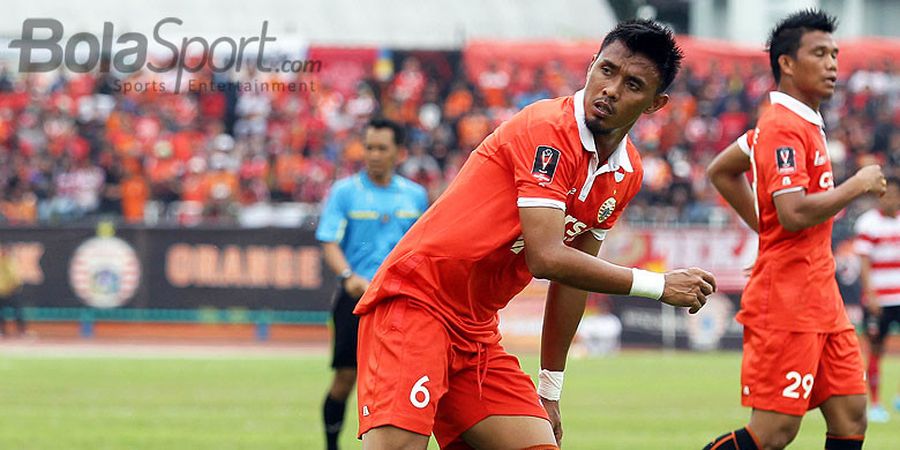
top-left (435, 342), bottom-right (552, 448)
top-left (362, 426), bottom-right (430, 450)
top-left (741, 327), bottom-right (823, 416)
top-left (357, 299), bottom-right (453, 439)
top-left (459, 415), bottom-right (556, 450)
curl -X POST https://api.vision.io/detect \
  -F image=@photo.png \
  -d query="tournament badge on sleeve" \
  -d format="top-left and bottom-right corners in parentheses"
top-left (776, 146), bottom-right (796, 174)
top-left (531, 145), bottom-right (561, 184)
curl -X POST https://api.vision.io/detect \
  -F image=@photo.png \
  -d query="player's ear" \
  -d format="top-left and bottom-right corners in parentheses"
top-left (644, 93), bottom-right (669, 115)
top-left (586, 54), bottom-right (598, 75)
top-left (778, 54), bottom-right (795, 80)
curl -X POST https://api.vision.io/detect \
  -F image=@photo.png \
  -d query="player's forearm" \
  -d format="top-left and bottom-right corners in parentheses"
top-left (786, 177), bottom-right (866, 230)
top-left (540, 281), bottom-right (589, 371)
top-left (528, 245), bottom-right (633, 295)
top-left (321, 242), bottom-right (352, 275)
top-left (711, 173), bottom-right (758, 232)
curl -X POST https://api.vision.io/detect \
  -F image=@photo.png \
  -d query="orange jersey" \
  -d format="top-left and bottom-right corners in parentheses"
top-left (355, 91), bottom-right (644, 346)
top-left (740, 91), bottom-right (851, 332)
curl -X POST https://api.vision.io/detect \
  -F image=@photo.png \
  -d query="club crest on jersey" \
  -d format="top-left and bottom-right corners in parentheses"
top-left (531, 145), bottom-right (560, 184)
top-left (776, 146), bottom-right (796, 174)
top-left (597, 197), bottom-right (616, 223)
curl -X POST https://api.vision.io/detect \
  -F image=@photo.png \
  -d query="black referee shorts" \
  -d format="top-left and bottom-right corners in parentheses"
top-left (865, 305), bottom-right (900, 345)
top-left (330, 286), bottom-right (360, 369)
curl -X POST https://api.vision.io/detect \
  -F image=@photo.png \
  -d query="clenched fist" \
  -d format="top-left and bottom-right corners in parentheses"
top-left (854, 164), bottom-right (886, 196)
top-left (661, 267), bottom-right (717, 314)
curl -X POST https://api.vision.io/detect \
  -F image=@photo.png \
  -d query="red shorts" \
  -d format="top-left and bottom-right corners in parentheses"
top-left (740, 326), bottom-right (866, 416)
top-left (356, 298), bottom-right (549, 447)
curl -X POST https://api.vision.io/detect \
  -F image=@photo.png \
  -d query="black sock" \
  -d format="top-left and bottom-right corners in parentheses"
top-left (703, 428), bottom-right (759, 450)
top-left (323, 395), bottom-right (347, 450)
top-left (825, 435), bottom-right (863, 450)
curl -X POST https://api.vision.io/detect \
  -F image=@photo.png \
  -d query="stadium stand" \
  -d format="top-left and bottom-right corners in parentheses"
top-left (0, 38), bottom-right (897, 228)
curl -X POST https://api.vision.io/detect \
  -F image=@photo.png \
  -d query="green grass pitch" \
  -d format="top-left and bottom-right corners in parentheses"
top-left (0, 351), bottom-right (897, 449)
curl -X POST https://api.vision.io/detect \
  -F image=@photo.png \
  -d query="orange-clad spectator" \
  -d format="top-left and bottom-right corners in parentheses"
top-left (443, 82), bottom-right (473, 121)
top-left (0, 187), bottom-right (37, 225)
top-left (121, 168), bottom-right (149, 224)
top-left (171, 129), bottom-right (203, 162)
top-left (342, 137), bottom-right (365, 164)
top-left (273, 149), bottom-right (305, 200)
top-left (456, 111), bottom-right (490, 151)
top-left (181, 158), bottom-right (208, 203)
top-left (200, 153), bottom-right (239, 203)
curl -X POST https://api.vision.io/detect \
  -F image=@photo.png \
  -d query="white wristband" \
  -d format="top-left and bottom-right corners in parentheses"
top-left (537, 369), bottom-right (564, 401)
top-left (629, 268), bottom-right (665, 300)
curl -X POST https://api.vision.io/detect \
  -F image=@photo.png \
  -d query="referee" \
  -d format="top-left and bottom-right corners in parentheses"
top-left (316, 118), bottom-right (428, 450)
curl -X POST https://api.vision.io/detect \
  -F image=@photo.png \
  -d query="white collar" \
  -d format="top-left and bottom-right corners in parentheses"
top-left (573, 89), bottom-right (633, 173)
top-left (769, 91), bottom-right (824, 128)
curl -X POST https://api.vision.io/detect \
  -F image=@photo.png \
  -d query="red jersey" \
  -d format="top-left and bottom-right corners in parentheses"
top-left (355, 91), bottom-right (644, 347)
top-left (739, 91), bottom-right (851, 332)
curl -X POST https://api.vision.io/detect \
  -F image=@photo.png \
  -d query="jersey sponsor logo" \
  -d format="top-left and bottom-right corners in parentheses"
top-left (776, 146), bottom-right (796, 174)
top-left (597, 197), bottom-right (616, 223)
top-left (782, 176), bottom-right (792, 186)
top-left (531, 145), bottom-right (561, 184)
top-left (819, 171), bottom-right (834, 190)
top-left (814, 149), bottom-right (828, 166)
top-left (564, 215), bottom-right (589, 242)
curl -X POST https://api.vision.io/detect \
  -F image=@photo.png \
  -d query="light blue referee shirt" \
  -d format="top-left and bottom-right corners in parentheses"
top-left (316, 172), bottom-right (428, 281)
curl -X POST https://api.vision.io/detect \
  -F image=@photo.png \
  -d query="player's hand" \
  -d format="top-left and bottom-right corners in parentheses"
top-left (854, 164), bottom-right (887, 196)
top-left (661, 268), bottom-right (716, 314)
top-left (540, 397), bottom-right (563, 446)
top-left (343, 274), bottom-right (369, 299)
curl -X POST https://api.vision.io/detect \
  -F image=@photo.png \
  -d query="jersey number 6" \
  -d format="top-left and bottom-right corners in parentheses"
top-left (410, 375), bottom-right (431, 409)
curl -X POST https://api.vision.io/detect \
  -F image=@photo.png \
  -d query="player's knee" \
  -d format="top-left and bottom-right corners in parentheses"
top-left (757, 425), bottom-right (799, 450)
top-left (846, 404), bottom-right (868, 436)
top-left (832, 398), bottom-right (868, 436)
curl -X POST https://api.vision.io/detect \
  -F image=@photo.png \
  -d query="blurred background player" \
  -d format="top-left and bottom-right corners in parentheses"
top-left (705, 9), bottom-right (887, 450)
top-left (353, 20), bottom-right (717, 450)
top-left (0, 243), bottom-right (25, 338)
top-left (854, 176), bottom-right (900, 423)
top-left (315, 118), bottom-right (428, 450)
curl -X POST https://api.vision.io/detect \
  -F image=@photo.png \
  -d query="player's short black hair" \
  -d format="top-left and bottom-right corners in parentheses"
top-left (367, 117), bottom-right (406, 147)
top-left (767, 9), bottom-right (838, 83)
top-left (599, 19), bottom-right (684, 94)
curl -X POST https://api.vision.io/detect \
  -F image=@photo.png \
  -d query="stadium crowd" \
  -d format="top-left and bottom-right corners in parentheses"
top-left (0, 52), bottom-right (897, 227)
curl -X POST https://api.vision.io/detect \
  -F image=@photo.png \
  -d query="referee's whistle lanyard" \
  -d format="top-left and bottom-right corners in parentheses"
top-left (476, 342), bottom-right (488, 399)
